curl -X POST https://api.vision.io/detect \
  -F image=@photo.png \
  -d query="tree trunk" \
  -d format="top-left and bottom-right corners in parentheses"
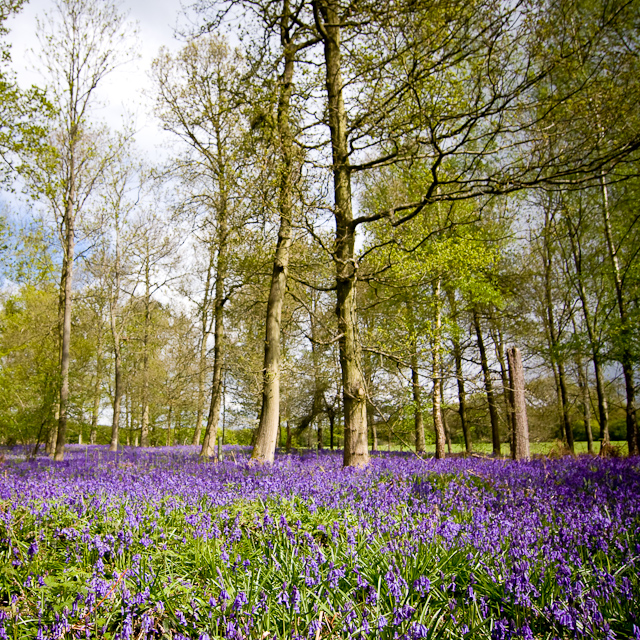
top-left (411, 346), bottom-right (426, 453)
top-left (251, 29), bottom-right (296, 463)
top-left (314, 0), bottom-right (368, 468)
top-left (200, 217), bottom-right (228, 458)
top-left (193, 243), bottom-right (214, 446)
top-left (448, 291), bottom-right (471, 453)
top-left (432, 281), bottom-right (447, 458)
top-left (600, 175), bottom-right (639, 456)
top-left (565, 214), bottom-right (610, 448)
top-left (54, 165), bottom-right (76, 462)
top-left (440, 377), bottom-right (452, 455)
top-left (491, 318), bottom-right (516, 458)
top-left (507, 346), bottom-right (530, 461)
top-left (109, 329), bottom-right (123, 452)
top-left (576, 356), bottom-right (594, 454)
top-left (140, 255), bottom-right (151, 447)
top-left (542, 209), bottom-right (574, 452)
top-left (90, 328), bottom-right (102, 445)
top-left (473, 307), bottom-right (501, 456)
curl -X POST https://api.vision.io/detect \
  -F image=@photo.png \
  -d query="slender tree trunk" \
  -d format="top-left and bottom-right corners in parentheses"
top-left (314, 0), bottom-right (368, 468)
top-left (193, 245), bottom-right (214, 446)
top-left (600, 175), bottom-right (639, 456)
top-left (200, 214), bottom-right (228, 458)
top-left (576, 356), bottom-right (594, 454)
top-left (411, 346), bottom-right (426, 453)
top-left (507, 347), bottom-right (530, 461)
top-left (432, 280), bottom-right (447, 458)
top-left (440, 377), bottom-right (452, 455)
top-left (251, 29), bottom-right (296, 463)
top-left (491, 319), bottom-right (516, 459)
top-left (90, 329), bottom-right (103, 445)
top-left (565, 215), bottom-right (610, 448)
top-left (542, 210), bottom-right (574, 452)
top-left (110, 330), bottom-right (123, 452)
top-left (473, 307), bottom-right (501, 456)
top-left (54, 163), bottom-right (76, 462)
top-left (140, 257), bottom-right (151, 447)
top-left (448, 291), bottom-right (471, 453)
top-left (48, 267), bottom-right (66, 456)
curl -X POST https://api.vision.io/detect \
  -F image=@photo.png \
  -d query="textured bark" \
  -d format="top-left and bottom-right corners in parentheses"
top-left (600, 175), bottom-right (639, 456)
top-left (252, 15), bottom-right (296, 463)
top-left (507, 347), bottom-right (530, 461)
top-left (473, 307), bottom-right (501, 456)
top-left (314, 0), bottom-right (368, 467)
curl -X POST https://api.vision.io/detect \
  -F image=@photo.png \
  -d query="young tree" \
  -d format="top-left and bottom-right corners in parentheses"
top-left (33, 0), bottom-right (136, 461)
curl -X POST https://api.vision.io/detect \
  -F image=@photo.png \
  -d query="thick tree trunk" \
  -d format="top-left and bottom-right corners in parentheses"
top-left (314, 0), bottom-right (368, 467)
top-left (432, 281), bottom-right (446, 458)
top-left (473, 307), bottom-right (501, 456)
top-left (252, 32), bottom-right (296, 464)
top-left (600, 175), bottom-right (639, 456)
top-left (507, 347), bottom-right (530, 461)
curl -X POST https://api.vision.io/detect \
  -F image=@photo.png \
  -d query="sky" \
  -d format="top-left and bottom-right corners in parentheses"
top-left (6, 0), bottom-right (190, 156)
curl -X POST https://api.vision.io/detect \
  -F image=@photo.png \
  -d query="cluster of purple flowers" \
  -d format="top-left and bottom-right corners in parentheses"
top-left (0, 445), bottom-right (639, 639)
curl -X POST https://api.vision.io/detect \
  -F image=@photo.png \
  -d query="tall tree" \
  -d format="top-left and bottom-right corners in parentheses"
top-left (34, 0), bottom-right (135, 461)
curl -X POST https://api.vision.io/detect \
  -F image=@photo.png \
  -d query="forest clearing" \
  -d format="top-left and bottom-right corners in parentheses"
top-left (1, 446), bottom-right (639, 639)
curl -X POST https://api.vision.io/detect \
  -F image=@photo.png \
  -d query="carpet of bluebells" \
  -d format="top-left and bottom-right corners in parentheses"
top-left (1, 446), bottom-right (640, 639)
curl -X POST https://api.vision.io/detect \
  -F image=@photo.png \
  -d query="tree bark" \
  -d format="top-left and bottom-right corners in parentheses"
top-left (440, 378), bottom-right (452, 455)
top-left (507, 346), bottom-right (530, 461)
top-left (193, 243), bottom-right (214, 447)
top-left (109, 323), bottom-right (123, 452)
top-left (54, 153), bottom-right (76, 462)
top-left (473, 307), bottom-right (501, 456)
top-left (200, 211), bottom-right (228, 458)
top-left (251, 17), bottom-right (296, 463)
top-left (140, 252), bottom-right (151, 447)
top-left (314, 0), bottom-right (368, 467)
